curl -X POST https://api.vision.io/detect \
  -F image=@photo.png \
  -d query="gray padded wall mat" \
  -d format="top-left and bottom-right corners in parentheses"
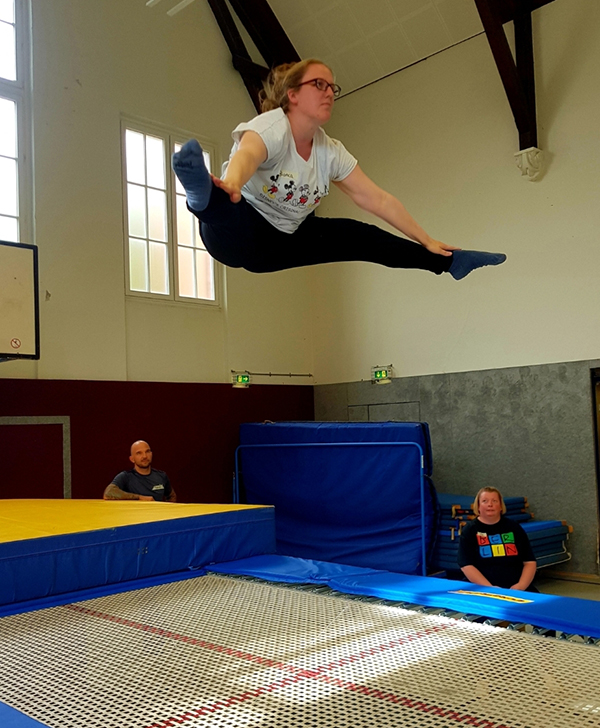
top-left (314, 359), bottom-right (600, 577)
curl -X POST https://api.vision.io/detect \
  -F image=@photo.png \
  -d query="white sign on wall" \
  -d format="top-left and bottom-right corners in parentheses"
top-left (0, 240), bottom-right (39, 360)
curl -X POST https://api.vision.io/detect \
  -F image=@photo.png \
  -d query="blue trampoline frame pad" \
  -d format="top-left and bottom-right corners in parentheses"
top-left (0, 499), bottom-right (275, 607)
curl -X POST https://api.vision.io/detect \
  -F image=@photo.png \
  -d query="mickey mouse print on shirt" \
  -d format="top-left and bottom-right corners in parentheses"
top-left (262, 174), bottom-right (280, 198)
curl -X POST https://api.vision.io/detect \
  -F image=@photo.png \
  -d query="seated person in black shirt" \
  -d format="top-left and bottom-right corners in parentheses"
top-left (458, 487), bottom-right (536, 591)
top-left (103, 440), bottom-right (176, 502)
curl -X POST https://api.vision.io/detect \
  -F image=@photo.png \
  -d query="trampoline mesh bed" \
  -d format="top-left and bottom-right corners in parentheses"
top-left (1, 575), bottom-right (599, 728)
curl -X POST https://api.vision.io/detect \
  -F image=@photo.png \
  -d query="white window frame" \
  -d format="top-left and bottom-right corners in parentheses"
top-left (120, 116), bottom-right (222, 308)
top-left (0, 0), bottom-right (33, 246)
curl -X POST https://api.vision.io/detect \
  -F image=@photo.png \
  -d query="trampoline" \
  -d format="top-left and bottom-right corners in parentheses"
top-left (2, 492), bottom-right (600, 728)
top-left (2, 574), bottom-right (600, 728)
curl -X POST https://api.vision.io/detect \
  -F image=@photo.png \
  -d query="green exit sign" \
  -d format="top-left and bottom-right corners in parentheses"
top-left (371, 365), bottom-right (393, 384)
top-left (235, 374), bottom-right (250, 384)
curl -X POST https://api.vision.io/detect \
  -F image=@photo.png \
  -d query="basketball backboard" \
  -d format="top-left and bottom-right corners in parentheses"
top-left (0, 239), bottom-right (40, 360)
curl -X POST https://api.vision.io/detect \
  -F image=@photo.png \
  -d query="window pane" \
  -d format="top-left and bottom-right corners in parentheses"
top-left (125, 130), bottom-right (145, 184)
top-left (147, 188), bottom-right (166, 241)
top-left (0, 96), bottom-right (16, 158)
top-left (0, 213), bottom-right (18, 242)
top-left (176, 194), bottom-right (194, 247)
top-left (203, 150), bottom-right (211, 175)
top-left (127, 183), bottom-right (146, 238)
top-left (146, 135), bottom-right (165, 189)
top-left (129, 238), bottom-right (148, 291)
top-left (0, 22), bottom-right (15, 82)
top-left (0, 1), bottom-right (14, 23)
top-left (149, 241), bottom-right (169, 295)
top-left (178, 245), bottom-right (195, 298)
top-left (196, 249), bottom-right (215, 300)
top-left (0, 155), bottom-right (17, 216)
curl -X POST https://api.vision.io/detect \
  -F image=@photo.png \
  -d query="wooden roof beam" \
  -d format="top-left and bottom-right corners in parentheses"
top-left (496, 0), bottom-right (555, 25)
top-left (206, 0), bottom-right (299, 113)
top-left (474, 0), bottom-right (539, 150)
top-left (206, 0), bottom-right (266, 111)
top-left (228, 0), bottom-right (299, 68)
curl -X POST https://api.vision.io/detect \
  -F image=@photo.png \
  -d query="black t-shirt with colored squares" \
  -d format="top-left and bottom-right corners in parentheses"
top-left (458, 516), bottom-right (535, 589)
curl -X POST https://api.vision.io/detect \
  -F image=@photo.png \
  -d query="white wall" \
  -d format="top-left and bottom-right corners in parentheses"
top-left (311, 0), bottom-right (600, 384)
top-left (2, 0), bottom-right (598, 389)
top-left (2, 0), bottom-right (314, 384)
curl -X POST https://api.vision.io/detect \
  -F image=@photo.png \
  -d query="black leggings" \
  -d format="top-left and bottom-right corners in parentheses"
top-left (192, 186), bottom-right (452, 275)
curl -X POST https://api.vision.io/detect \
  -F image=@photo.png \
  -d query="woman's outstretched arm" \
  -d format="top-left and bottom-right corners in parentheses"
top-left (333, 165), bottom-right (459, 257)
top-left (214, 131), bottom-right (268, 203)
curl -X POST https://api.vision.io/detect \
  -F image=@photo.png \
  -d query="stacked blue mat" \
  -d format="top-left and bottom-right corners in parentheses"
top-left (432, 492), bottom-right (572, 573)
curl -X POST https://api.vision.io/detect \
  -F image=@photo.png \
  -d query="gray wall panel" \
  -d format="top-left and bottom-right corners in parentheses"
top-left (314, 383), bottom-right (349, 421)
top-left (369, 402), bottom-right (421, 422)
top-left (348, 405), bottom-right (369, 422)
top-left (313, 359), bottom-right (600, 576)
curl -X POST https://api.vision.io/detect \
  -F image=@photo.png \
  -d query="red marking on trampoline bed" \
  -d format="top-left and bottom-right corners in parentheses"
top-left (65, 604), bottom-right (513, 728)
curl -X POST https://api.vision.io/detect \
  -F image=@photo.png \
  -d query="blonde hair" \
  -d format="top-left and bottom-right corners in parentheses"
top-left (260, 59), bottom-right (333, 113)
top-left (472, 487), bottom-right (507, 516)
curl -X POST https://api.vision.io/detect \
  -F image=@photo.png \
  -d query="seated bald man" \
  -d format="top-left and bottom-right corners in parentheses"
top-left (103, 440), bottom-right (176, 502)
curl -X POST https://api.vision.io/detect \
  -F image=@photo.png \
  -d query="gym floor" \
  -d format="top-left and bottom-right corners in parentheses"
top-left (537, 576), bottom-right (600, 601)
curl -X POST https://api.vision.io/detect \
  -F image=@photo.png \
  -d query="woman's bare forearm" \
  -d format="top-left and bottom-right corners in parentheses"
top-left (461, 565), bottom-right (493, 587)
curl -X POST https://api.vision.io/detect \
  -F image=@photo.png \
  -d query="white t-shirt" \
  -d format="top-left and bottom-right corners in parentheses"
top-left (223, 108), bottom-right (357, 234)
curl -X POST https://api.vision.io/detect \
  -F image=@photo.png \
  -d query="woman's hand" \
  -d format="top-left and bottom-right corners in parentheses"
top-left (211, 174), bottom-right (242, 204)
top-left (422, 237), bottom-right (461, 257)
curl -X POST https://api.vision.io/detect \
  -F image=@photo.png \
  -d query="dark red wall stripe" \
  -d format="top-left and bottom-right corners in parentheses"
top-left (1, 423), bottom-right (64, 499)
top-left (0, 379), bottom-right (314, 503)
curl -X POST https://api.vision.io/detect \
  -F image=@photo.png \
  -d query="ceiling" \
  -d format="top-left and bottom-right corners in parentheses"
top-left (147, 0), bottom-right (553, 154)
top-left (266, 0), bottom-right (486, 96)
top-left (148, 0), bottom-right (487, 97)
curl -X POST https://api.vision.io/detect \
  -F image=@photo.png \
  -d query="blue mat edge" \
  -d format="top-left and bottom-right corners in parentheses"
top-left (0, 702), bottom-right (49, 728)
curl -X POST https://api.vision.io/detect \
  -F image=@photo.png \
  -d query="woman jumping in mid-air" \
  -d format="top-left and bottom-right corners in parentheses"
top-left (172, 58), bottom-right (506, 278)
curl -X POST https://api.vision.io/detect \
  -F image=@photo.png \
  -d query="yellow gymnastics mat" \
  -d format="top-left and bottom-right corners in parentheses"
top-left (0, 499), bottom-right (269, 543)
top-left (0, 499), bottom-right (275, 607)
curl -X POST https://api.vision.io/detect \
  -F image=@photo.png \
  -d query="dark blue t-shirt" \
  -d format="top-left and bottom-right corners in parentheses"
top-left (111, 468), bottom-right (171, 501)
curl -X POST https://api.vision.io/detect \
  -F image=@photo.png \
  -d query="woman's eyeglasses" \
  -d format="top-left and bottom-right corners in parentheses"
top-left (295, 78), bottom-right (342, 98)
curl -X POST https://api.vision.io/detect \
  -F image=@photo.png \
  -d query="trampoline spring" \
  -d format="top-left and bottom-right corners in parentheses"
top-left (439, 610), bottom-right (462, 619)
top-left (558, 632), bottom-right (576, 641)
top-left (507, 623), bottom-right (527, 632)
top-left (531, 627), bottom-right (560, 638)
top-left (379, 601), bottom-right (412, 610)
top-left (532, 626), bottom-right (552, 635)
top-left (421, 607), bottom-right (448, 616)
top-left (460, 613), bottom-right (485, 622)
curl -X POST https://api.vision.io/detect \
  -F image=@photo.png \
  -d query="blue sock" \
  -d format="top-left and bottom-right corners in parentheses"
top-left (171, 139), bottom-right (212, 212)
top-left (449, 250), bottom-right (507, 280)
